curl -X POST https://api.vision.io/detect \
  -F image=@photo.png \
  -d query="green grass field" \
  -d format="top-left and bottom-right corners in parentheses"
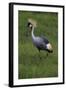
top-left (18, 11), bottom-right (58, 79)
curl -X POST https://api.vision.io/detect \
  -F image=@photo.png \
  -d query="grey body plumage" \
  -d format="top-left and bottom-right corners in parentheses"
top-left (32, 36), bottom-right (48, 51)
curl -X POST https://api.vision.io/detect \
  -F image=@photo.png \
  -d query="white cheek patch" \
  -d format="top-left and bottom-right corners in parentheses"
top-left (46, 43), bottom-right (53, 51)
top-left (29, 24), bottom-right (32, 28)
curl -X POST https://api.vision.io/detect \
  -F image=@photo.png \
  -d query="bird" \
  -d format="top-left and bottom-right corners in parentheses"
top-left (27, 18), bottom-right (53, 57)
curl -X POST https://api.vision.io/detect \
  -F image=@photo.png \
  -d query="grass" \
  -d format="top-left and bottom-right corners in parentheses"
top-left (18, 11), bottom-right (58, 79)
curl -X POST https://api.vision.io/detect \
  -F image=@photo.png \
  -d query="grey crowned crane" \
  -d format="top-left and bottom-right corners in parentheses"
top-left (27, 19), bottom-right (53, 56)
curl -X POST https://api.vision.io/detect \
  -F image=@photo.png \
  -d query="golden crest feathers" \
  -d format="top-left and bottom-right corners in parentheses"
top-left (28, 18), bottom-right (37, 27)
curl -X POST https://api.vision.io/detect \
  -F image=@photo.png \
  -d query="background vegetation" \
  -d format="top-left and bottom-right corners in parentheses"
top-left (18, 11), bottom-right (58, 79)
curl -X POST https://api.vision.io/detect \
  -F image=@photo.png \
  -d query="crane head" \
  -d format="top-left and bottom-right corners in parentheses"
top-left (27, 18), bottom-right (37, 29)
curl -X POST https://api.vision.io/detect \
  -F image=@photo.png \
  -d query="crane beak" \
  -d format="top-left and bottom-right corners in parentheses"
top-left (25, 22), bottom-right (32, 37)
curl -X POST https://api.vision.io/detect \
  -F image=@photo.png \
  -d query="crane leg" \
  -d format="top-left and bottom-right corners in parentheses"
top-left (38, 50), bottom-right (42, 59)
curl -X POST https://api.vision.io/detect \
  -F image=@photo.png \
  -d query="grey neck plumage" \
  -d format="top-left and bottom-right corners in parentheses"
top-left (31, 26), bottom-right (36, 40)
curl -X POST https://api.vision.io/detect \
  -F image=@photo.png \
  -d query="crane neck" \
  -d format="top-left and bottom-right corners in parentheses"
top-left (31, 26), bottom-right (36, 40)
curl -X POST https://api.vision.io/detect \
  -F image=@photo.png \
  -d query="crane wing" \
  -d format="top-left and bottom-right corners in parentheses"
top-left (39, 42), bottom-right (46, 49)
top-left (41, 35), bottom-right (49, 44)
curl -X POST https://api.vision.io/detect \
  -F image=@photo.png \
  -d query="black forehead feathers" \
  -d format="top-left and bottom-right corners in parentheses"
top-left (27, 22), bottom-right (32, 27)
